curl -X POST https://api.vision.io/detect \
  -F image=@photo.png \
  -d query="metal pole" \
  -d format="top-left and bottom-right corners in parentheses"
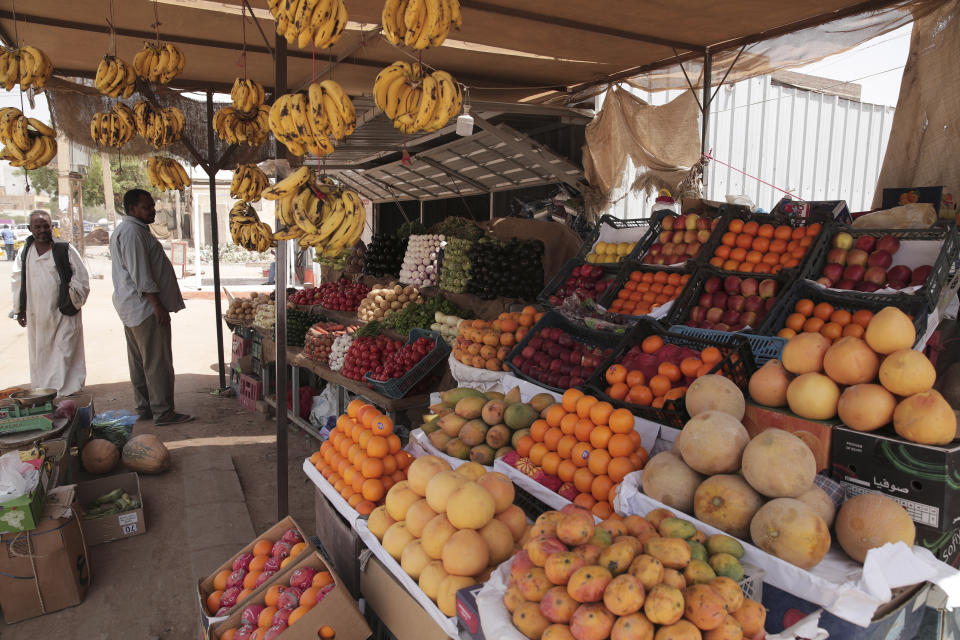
top-left (274, 35), bottom-right (289, 520)
top-left (701, 48), bottom-right (713, 189)
top-left (206, 91), bottom-right (227, 391)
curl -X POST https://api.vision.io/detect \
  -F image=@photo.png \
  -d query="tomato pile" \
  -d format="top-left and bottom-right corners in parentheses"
top-left (341, 335), bottom-right (404, 381)
top-left (310, 278), bottom-right (371, 311)
top-left (368, 336), bottom-right (436, 381)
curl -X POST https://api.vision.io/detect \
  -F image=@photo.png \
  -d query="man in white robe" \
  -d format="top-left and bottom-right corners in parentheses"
top-left (10, 210), bottom-right (89, 396)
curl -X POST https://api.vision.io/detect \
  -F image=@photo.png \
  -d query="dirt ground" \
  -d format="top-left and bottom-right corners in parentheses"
top-left (0, 254), bottom-right (318, 639)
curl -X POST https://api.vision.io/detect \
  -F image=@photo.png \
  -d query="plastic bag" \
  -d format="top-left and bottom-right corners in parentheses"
top-left (0, 451), bottom-right (39, 501)
top-left (309, 385), bottom-right (338, 429)
top-left (91, 410), bottom-right (137, 449)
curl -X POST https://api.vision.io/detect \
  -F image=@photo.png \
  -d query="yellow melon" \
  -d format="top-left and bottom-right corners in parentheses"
top-left (835, 494), bottom-right (915, 563)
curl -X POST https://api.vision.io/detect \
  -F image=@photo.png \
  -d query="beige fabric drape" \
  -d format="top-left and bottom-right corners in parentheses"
top-left (582, 87), bottom-right (700, 212)
top-left (873, 0), bottom-right (960, 212)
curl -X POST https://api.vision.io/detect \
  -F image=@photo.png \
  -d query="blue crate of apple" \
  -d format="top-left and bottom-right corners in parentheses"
top-left (309, 278), bottom-right (371, 312)
top-left (340, 335), bottom-right (403, 381)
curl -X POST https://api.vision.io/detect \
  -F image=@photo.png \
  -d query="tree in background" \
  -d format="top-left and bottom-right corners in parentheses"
top-left (15, 155), bottom-right (161, 218)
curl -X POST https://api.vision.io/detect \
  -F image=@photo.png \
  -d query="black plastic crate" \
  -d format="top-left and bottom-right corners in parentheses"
top-left (760, 278), bottom-right (929, 345)
top-left (584, 320), bottom-right (756, 429)
top-left (575, 214), bottom-right (659, 264)
top-left (364, 329), bottom-right (451, 399)
top-left (505, 311), bottom-right (625, 393)
top-left (513, 482), bottom-right (555, 521)
top-left (598, 261), bottom-right (696, 320)
top-left (799, 223), bottom-right (959, 312)
top-left (538, 258), bottom-right (621, 307)
top-left (697, 210), bottom-right (829, 277)
top-left (665, 265), bottom-right (796, 335)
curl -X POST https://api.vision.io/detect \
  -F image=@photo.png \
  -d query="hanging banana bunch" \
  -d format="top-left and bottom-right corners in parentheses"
top-left (268, 79), bottom-right (355, 157)
top-left (94, 55), bottom-right (137, 98)
top-left (268, 0), bottom-right (348, 49)
top-left (230, 201), bottom-right (274, 253)
top-left (0, 108), bottom-right (56, 169)
top-left (133, 100), bottom-right (185, 148)
top-left (146, 156), bottom-right (191, 191)
top-left (90, 103), bottom-right (137, 148)
top-left (231, 164), bottom-right (269, 202)
top-left (213, 78), bottom-right (270, 146)
top-left (373, 61), bottom-right (461, 134)
top-left (132, 42), bottom-right (185, 84)
top-left (265, 166), bottom-right (366, 256)
top-left (0, 46), bottom-right (53, 91)
top-left (382, 0), bottom-right (462, 49)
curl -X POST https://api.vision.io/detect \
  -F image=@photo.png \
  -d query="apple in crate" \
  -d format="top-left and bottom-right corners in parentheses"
top-left (911, 265), bottom-right (932, 285)
top-left (834, 232), bottom-right (854, 249)
top-left (854, 236), bottom-right (876, 252)
top-left (864, 266), bottom-right (887, 286)
top-left (886, 265), bottom-right (911, 289)
top-left (847, 249), bottom-right (869, 266)
top-left (868, 250), bottom-right (893, 268)
top-left (876, 235), bottom-right (901, 253)
top-left (826, 248), bottom-right (848, 265)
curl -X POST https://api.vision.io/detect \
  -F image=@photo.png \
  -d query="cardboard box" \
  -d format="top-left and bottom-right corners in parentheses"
top-left (211, 550), bottom-right (370, 639)
top-left (456, 583), bottom-right (484, 640)
top-left (0, 501), bottom-right (90, 623)
top-left (762, 581), bottom-right (928, 639)
top-left (314, 487), bottom-right (362, 598)
top-left (832, 425), bottom-right (960, 531)
top-left (197, 515), bottom-right (309, 639)
top-left (915, 523), bottom-right (960, 568)
top-left (76, 472), bottom-right (145, 545)
top-left (742, 402), bottom-right (837, 472)
top-left (0, 451), bottom-right (50, 534)
top-left (360, 554), bottom-right (449, 640)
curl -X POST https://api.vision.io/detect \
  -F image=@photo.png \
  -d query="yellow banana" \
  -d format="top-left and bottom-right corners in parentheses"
top-left (263, 166), bottom-right (312, 200)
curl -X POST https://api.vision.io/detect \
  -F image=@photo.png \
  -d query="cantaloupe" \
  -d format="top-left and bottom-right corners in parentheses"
top-left (837, 384), bottom-right (896, 432)
top-left (684, 375), bottom-right (745, 420)
top-left (750, 498), bottom-right (831, 569)
top-left (893, 390), bottom-right (957, 445)
top-left (641, 452), bottom-right (704, 514)
top-left (835, 494), bottom-right (915, 563)
top-left (795, 484), bottom-right (836, 528)
top-left (675, 411), bottom-right (749, 475)
top-left (741, 429), bottom-right (816, 498)
top-left (822, 337), bottom-right (879, 385)
top-left (122, 434), bottom-right (170, 474)
top-left (878, 349), bottom-right (936, 397)
top-left (82, 439), bottom-right (119, 474)
top-left (693, 475), bottom-right (766, 538)
top-left (864, 307), bottom-right (915, 354)
top-left (781, 333), bottom-right (831, 375)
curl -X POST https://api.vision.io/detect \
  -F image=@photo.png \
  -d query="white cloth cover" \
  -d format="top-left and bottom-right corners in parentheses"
top-left (10, 243), bottom-right (89, 395)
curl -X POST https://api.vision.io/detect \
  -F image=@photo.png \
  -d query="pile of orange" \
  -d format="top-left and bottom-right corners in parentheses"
top-left (777, 299), bottom-right (874, 342)
top-left (219, 571), bottom-right (336, 638)
top-left (608, 270), bottom-right (692, 316)
top-left (708, 219), bottom-right (822, 274)
top-left (311, 399), bottom-right (412, 515)
top-left (453, 306), bottom-right (544, 371)
top-left (206, 536), bottom-right (309, 615)
top-left (603, 335), bottom-right (724, 408)
top-left (514, 389), bottom-right (648, 519)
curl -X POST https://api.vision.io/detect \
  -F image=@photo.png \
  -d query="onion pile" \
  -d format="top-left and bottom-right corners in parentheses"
top-left (357, 283), bottom-right (423, 322)
top-left (400, 234), bottom-right (444, 287)
top-left (438, 237), bottom-right (472, 293)
top-left (328, 334), bottom-right (353, 371)
top-left (429, 311), bottom-right (463, 345)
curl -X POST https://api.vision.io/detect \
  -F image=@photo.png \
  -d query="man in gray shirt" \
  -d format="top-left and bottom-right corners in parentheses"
top-left (110, 188), bottom-right (193, 425)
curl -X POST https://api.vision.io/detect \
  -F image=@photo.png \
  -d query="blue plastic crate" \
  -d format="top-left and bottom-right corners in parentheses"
top-left (669, 324), bottom-right (786, 365)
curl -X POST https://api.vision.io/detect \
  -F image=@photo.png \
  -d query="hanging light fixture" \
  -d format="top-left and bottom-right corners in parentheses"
top-left (456, 86), bottom-right (473, 136)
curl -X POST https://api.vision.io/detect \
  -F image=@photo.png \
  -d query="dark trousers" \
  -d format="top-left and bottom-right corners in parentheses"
top-left (4, 244), bottom-right (12, 260)
top-left (124, 314), bottom-right (176, 420)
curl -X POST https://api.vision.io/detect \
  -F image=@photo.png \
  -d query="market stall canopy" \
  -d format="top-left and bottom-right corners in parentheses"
top-left (0, 0), bottom-right (945, 104)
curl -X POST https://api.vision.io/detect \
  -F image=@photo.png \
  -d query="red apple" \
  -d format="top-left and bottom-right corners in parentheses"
top-left (864, 266), bottom-right (887, 285)
top-left (697, 230), bottom-right (712, 243)
top-left (649, 243), bottom-right (663, 255)
top-left (740, 311), bottom-right (758, 327)
top-left (855, 281), bottom-right (881, 292)
top-left (674, 243), bottom-right (687, 256)
top-left (689, 306), bottom-right (706, 323)
top-left (714, 323), bottom-right (731, 332)
top-left (683, 230), bottom-right (697, 244)
top-left (686, 214), bottom-right (700, 230)
top-left (727, 295), bottom-right (745, 311)
top-left (686, 242), bottom-right (702, 256)
top-left (705, 307), bottom-right (724, 323)
top-left (662, 216), bottom-right (675, 230)
top-left (662, 243), bottom-right (675, 256)
top-left (833, 232), bottom-right (854, 249)
top-left (721, 310), bottom-right (741, 325)
top-left (846, 249), bottom-right (869, 266)
top-left (672, 231), bottom-right (685, 244)
top-left (826, 248), bottom-right (848, 265)
top-left (711, 292), bottom-right (728, 309)
top-left (675, 215), bottom-right (686, 230)
top-left (659, 231), bottom-right (672, 243)
top-left (704, 276), bottom-right (723, 293)
top-left (697, 217), bottom-right (711, 230)
top-left (822, 263), bottom-right (845, 283)
top-left (876, 235), bottom-right (900, 254)
top-left (854, 236), bottom-right (876, 252)
top-left (887, 278), bottom-right (908, 290)
top-left (724, 276), bottom-right (742, 294)
top-left (834, 279), bottom-right (856, 290)
top-left (816, 276), bottom-right (834, 287)
top-left (764, 297), bottom-right (777, 311)
top-left (843, 264), bottom-right (865, 281)
top-left (740, 279), bottom-right (759, 297)
top-left (867, 250), bottom-right (892, 268)
top-left (743, 295), bottom-right (764, 312)
top-left (911, 265), bottom-right (932, 285)
top-left (758, 279), bottom-right (779, 299)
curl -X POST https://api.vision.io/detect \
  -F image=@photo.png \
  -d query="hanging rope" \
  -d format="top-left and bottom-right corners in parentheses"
top-left (239, 4), bottom-right (247, 79)
top-left (12, 0), bottom-right (30, 192)
top-left (152, 0), bottom-right (162, 46)
top-left (106, 0), bottom-right (117, 58)
top-left (701, 152), bottom-right (807, 202)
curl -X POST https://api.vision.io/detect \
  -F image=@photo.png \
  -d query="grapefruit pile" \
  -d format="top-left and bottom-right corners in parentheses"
top-left (310, 400), bottom-right (413, 514)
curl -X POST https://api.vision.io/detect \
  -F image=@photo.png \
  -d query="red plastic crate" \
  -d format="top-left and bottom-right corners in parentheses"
top-left (237, 373), bottom-right (262, 411)
top-left (232, 334), bottom-right (251, 363)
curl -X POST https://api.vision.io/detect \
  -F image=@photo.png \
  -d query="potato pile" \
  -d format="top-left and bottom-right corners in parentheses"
top-left (225, 292), bottom-right (271, 325)
top-left (357, 282), bottom-right (423, 323)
